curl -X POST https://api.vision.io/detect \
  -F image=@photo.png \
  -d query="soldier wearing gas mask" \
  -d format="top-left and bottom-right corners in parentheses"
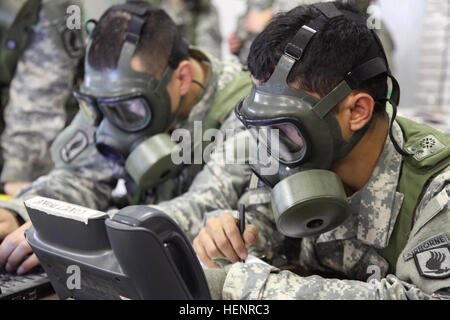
top-left (0, 0), bottom-right (83, 242)
top-left (0, 2), bottom-right (251, 275)
top-left (195, 2), bottom-right (450, 299)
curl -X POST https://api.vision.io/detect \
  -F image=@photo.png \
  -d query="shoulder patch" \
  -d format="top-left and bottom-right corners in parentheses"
top-left (60, 130), bottom-right (89, 163)
top-left (414, 245), bottom-right (450, 279)
top-left (404, 233), bottom-right (450, 261)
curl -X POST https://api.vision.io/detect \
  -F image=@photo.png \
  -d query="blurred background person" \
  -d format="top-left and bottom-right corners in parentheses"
top-left (227, 0), bottom-right (395, 72)
top-left (228, 0), bottom-right (274, 65)
top-left (0, 0), bottom-right (84, 197)
top-left (146, 0), bottom-right (222, 58)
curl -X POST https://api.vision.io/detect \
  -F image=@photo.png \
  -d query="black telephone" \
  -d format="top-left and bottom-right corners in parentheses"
top-left (25, 197), bottom-right (211, 300)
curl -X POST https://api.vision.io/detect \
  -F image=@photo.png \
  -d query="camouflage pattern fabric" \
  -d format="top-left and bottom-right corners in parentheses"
top-left (157, 1), bottom-right (222, 58)
top-left (0, 49), bottom-right (247, 222)
top-left (215, 119), bottom-right (450, 300)
top-left (221, 264), bottom-right (434, 300)
top-left (0, 0), bottom-right (82, 183)
top-left (272, 0), bottom-right (372, 15)
top-left (272, 0), bottom-right (330, 12)
top-left (247, 0), bottom-right (274, 11)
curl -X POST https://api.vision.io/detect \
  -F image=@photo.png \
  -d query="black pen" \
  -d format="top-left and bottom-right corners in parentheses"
top-left (238, 204), bottom-right (245, 262)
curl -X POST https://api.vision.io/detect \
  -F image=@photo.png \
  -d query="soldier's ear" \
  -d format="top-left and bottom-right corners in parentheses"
top-left (174, 61), bottom-right (193, 96)
top-left (348, 92), bottom-right (375, 132)
top-left (332, 91), bottom-right (374, 141)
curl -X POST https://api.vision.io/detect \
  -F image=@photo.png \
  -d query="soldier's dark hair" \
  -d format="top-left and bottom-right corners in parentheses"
top-left (88, 6), bottom-right (189, 79)
top-left (247, 2), bottom-right (388, 114)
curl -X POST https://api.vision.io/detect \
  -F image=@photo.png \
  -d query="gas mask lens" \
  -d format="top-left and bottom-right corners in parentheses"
top-left (249, 122), bottom-right (308, 165)
top-left (99, 97), bottom-right (151, 132)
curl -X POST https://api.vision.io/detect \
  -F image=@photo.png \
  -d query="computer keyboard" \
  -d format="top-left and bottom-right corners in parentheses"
top-left (0, 270), bottom-right (53, 300)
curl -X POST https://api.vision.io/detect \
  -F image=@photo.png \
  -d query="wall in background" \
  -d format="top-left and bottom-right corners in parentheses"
top-left (212, 0), bottom-right (247, 61)
top-left (378, 0), bottom-right (426, 110)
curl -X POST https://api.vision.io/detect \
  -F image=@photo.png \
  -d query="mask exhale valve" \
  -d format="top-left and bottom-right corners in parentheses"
top-left (272, 170), bottom-right (349, 238)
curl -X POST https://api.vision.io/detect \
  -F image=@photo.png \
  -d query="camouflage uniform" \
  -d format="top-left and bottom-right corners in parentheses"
top-left (212, 119), bottom-right (450, 300)
top-left (272, 0), bottom-right (364, 12)
top-left (248, 0), bottom-right (274, 11)
top-left (0, 0), bottom-right (83, 183)
top-left (152, 0), bottom-right (222, 58)
top-left (272, 0), bottom-right (326, 11)
top-left (0, 49), bottom-right (247, 223)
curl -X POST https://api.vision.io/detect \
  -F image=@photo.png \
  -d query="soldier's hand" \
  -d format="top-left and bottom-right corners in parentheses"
top-left (228, 33), bottom-right (242, 55)
top-left (4, 181), bottom-right (30, 197)
top-left (0, 221), bottom-right (39, 275)
top-left (0, 208), bottom-right (20, 239)
top-left (193, 212), bottom-right (258, 268)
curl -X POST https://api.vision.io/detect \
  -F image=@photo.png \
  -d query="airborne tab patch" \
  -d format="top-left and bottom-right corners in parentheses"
top-left (404, 233), bottom-right (450, 261)
top-left (414, 245), bottom-right (450, 279)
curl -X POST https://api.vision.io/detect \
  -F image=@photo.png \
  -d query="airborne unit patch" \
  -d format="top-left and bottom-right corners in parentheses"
top-left (414, 245), bottom-right (450, 279)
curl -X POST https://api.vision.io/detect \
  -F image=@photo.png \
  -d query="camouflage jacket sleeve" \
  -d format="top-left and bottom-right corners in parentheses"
top-left (247, 0), bottom-right (274, 11)
top-left (194, 5), bottom-right (222, 59)
top-left (396, 165), bottom-right (450, 297)
top-left (0, 0), bottom-right (83, 182)
top-left (0, 112), bottom-right (117, 222)
top-left (221, 263), bottom-right (434, 300)
top-left (218, 169), bottom-right (450, 300)
top-left (272, 0), bottom-right (335, 13)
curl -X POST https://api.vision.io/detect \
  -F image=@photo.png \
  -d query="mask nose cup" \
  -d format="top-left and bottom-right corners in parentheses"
top-left (271, 170), bottom-right (350, 238)
top-left (96, 143), bottom-right (126, 165)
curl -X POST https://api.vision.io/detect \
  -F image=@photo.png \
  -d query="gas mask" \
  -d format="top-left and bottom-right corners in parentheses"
top-left (73, 3), bottom-right (189, 189)
top-left (235, 3), bottom-right (402, 238)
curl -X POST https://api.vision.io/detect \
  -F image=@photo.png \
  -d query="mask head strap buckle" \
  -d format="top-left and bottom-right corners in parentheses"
top-left (114, 2), bottom-right (156, 77)
top-left (266, 3), bottom-right (342, 88)
top-left (116, 14), bottom-right (147, 73)
top-left (285, 3), bottom-right (343, 60)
